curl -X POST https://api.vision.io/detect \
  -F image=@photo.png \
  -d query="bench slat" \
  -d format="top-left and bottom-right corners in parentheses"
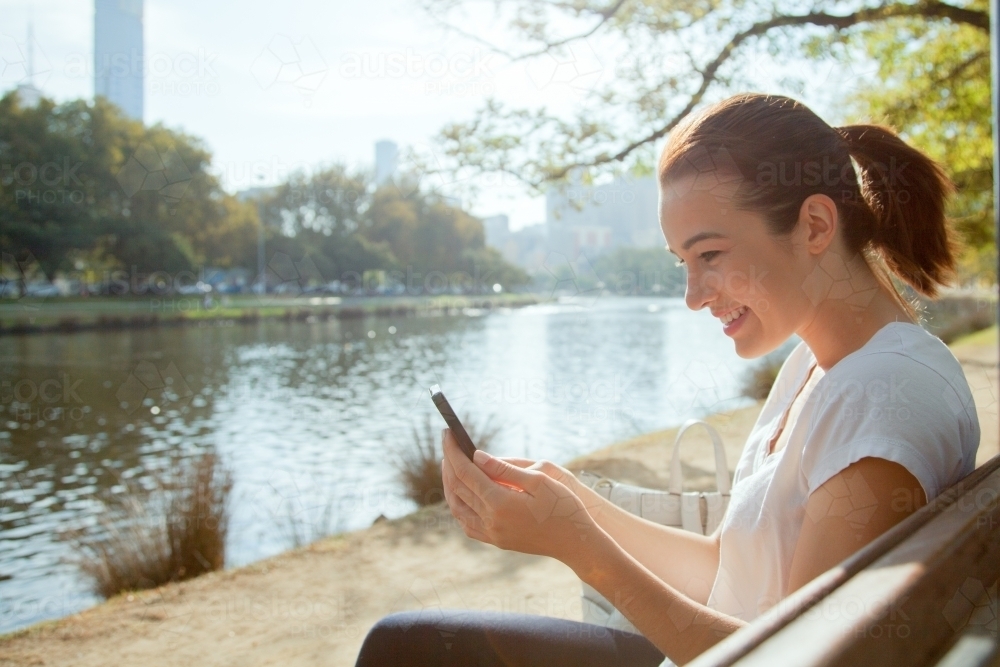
top-left (931, 629), bottom-right (1000, 667)
top-left (688, 454), bottom-right (1000, 666)
top-left (727, 460), bottom-right (1000, 666)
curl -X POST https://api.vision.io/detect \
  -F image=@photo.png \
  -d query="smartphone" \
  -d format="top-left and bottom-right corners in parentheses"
top-left (429, 384), bottom-right (477, 460)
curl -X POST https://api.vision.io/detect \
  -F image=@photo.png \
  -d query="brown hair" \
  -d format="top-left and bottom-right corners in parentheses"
top-left (657, 93), bottom-right (964, 321)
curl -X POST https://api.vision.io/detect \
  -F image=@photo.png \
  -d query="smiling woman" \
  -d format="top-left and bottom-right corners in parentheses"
top-left (353, 92), bottom-right (981, 667)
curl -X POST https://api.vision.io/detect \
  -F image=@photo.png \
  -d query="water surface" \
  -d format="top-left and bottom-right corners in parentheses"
top-left (0, 295), bottom-right (769, 633)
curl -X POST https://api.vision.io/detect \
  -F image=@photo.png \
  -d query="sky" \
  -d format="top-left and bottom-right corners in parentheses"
top-left (0, 0), bottom-right (859, 231)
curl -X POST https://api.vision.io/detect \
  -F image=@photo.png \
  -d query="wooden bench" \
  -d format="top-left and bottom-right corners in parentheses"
top-left (687, 452), bottom-right (1000, 666)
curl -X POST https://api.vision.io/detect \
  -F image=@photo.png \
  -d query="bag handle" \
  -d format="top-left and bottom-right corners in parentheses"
top-left (668, 418), bottom-right (731, 495)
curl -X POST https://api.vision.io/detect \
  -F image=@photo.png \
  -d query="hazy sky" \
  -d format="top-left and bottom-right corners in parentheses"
top-left (0, 0), bottom-right (856, 230)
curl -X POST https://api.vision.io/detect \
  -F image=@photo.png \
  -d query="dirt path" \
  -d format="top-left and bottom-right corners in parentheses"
top-left (2, 333), bottom-right (995, 667)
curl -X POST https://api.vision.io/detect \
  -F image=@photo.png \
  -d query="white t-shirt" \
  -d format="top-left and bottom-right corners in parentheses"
top-left (708, 322), bottom-right (980, 621)
top-left (657, 321), bottom-right (979, 667)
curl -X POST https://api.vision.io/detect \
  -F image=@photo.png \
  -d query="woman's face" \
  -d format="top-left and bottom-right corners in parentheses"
top-left (659, 175), bottom-right (812, 359)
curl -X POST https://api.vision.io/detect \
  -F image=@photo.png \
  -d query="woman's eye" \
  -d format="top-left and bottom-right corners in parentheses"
top-left (674, 251), bottom-right (720, 267)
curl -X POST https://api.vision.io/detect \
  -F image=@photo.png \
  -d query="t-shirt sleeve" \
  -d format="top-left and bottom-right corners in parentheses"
top-left (799, 353), bottom-right (978, 503)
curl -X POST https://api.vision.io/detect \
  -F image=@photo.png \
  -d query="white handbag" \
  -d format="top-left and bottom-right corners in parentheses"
top-left (576, 418), bottom-right (732, 632)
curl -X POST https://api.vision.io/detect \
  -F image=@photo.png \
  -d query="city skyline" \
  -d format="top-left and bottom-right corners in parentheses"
top-left (0, 0), bottom-right (844, 233)
top-left (0, 0), bottom-right (562, 231)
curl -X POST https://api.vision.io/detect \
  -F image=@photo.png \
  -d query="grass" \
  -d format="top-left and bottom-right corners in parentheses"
top-left (62, 452), bottom-right (233, 599)
top-left (396, 412), bottom-right (503, 507)
top-left (0, 293), bottom-right (546, 334)
top-left (948, 323), bottom-right (998, 348)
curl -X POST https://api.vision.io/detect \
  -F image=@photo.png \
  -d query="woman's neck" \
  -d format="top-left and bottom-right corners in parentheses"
top-left (797, 285), bottom-right (915, 372)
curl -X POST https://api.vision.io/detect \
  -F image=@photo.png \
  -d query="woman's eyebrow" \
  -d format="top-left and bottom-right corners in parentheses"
top-left (665, 231), bottom-right (727, 255)
top-left (682, 231), bottom-right (727, 249)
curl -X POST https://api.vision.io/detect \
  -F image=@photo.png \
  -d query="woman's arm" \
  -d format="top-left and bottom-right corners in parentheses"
top-left (442, 437), bottom-right (745, 665)
top-left (573, 522), bottom-right (745, 665)
top-left (787, 455), bottom-right (927, 595)
top-left (500, 457), bottom-right (721, 605)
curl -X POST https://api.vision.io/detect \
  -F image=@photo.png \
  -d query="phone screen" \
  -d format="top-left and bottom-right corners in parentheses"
top-left (429, 384), bottom-right (477, 460)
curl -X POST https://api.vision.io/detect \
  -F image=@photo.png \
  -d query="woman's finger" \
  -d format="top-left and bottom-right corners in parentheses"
top-left (452, 476), bottom-right (490, 519)
top-left (443, 456), bottom-right (475, 511)
top-left (443, 431), bottom-right (519, 502)
top-left (472, 450), bottom-right (542, 495)
top-left (447, 487), bottom-right (489, 535)
top-left (498, 457), bottom-right (536, 468)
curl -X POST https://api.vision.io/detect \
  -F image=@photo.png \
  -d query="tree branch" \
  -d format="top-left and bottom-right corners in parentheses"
top-left (563, 0), bottom-right (989, 178)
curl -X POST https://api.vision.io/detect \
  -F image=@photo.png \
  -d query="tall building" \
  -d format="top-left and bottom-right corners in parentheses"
top-left (546, 173), bottom-right (661, 260)
top-left (375, 140), bottom-right (398, 185)
top-left (94, 0), bottom-right (144, 121)
top-left (14, 22), bottom-right (43, 107)
top-left (481, 214), bottom-right (510, 248)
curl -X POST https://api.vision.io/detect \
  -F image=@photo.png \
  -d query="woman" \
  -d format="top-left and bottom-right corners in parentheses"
top-left (354, 93), bottom-right (981, 666)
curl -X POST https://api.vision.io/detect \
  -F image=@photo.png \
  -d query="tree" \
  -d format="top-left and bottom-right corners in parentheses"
top-left (416, 0), bottom-right (993, 283)
top-left (0, 92), bottom-right (260, 279)
top-left (257, 162), bottom-right (531, 290)
top-left (836, 3), bottom-right (993, 283)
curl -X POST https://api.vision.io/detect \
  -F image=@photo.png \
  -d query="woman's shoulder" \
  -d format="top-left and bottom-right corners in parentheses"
top-left (820, 322), bottom-right (972, 403)
top-left (799, 322), bottom-right (980, 501)
top-left (805, 321), bottom-right (979, 441)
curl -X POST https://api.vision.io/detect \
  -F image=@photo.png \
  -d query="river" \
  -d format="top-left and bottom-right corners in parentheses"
top-left (0, 295), bottom-right (781, 633)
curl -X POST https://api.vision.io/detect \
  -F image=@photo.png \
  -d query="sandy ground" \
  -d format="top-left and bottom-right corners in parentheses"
top-left (2, 332), bottom-right (996, 667)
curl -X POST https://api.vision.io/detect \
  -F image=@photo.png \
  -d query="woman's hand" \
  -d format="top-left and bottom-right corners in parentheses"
top-left (440, 429), bottom-right (600, 566)
top-left (491, 456), bottom-right (586, 497)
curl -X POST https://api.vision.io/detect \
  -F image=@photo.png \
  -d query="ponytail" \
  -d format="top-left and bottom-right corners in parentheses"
top-left (835, 124), bottom-right (962, 300)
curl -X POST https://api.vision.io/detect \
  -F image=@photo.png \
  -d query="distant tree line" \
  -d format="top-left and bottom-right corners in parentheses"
top-left (0, 91), bottom-right (530, 294)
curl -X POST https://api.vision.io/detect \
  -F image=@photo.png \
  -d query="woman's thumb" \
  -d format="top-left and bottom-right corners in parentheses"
top-left (474, 450), bottom-right (531, 489)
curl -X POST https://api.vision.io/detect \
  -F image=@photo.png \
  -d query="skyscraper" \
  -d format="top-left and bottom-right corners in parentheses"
top-left (94, 0), bottom-right (144, 121)
top-left (375, 140), bottom-right (398, 186)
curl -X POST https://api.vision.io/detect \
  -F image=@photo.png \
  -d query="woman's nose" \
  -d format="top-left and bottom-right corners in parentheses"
top-left (685, 267), bottom-right (718, 311)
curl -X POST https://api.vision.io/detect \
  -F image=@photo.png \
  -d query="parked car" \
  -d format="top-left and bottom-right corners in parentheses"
top-left (176, 281), bottom-right (212, 295)
top-left (24, 282), bottom-right (60, 297)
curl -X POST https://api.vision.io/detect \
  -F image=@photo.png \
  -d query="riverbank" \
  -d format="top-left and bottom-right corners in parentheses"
top-left (0, 327), bottom-right (996, 667)
top-left (0, 293), bottom-right (549, 335)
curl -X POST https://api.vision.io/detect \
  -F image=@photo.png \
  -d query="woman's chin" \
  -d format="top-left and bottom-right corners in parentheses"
top-left (732, 334), bottom-right (774, 360)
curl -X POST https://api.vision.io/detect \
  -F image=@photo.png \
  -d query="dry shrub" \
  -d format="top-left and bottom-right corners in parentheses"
top-left (63, 452), bottom-right (233, 599)
top-left (396, 413), bottom-right (501, 507)
top-left (740, 346), bottom-right (796, 401)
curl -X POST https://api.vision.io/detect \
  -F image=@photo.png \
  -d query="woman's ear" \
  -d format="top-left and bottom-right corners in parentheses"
top-left (798, 193), bottom-right (839, 256)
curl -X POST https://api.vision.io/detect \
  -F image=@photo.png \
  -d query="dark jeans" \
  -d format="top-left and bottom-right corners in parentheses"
top-left (354, 609), bottom-right (665, 667)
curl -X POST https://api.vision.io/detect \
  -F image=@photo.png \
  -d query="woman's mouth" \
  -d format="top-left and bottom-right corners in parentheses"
top-left (721, 305), bottom-right (749, 334)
